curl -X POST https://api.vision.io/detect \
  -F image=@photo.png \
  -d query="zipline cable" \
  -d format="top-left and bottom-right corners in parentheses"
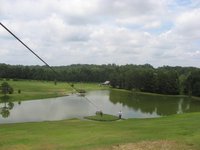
top-left (0, 22), bottom-right (58, 76)
top-left (0, 22), bottom-right (100, 111)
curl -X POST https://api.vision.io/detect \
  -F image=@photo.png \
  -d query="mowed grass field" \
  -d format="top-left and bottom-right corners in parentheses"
top-left (0, 80), bottom-right (108, 101)
top-left (0, 113), bottom-right (200, 150)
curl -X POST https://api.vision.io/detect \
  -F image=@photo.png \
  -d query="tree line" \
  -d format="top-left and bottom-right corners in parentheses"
top-left (0, 63), bottom-right (199, 97)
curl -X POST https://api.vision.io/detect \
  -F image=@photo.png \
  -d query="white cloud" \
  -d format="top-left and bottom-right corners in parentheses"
top-left (0, 0), bottom-right (200, 67)
top-left (186, 50), bottom-right (200, 57)
top-left (143, 21), bottom-right (161, 29)
top-left (174, 8), bottom-right (200, 39)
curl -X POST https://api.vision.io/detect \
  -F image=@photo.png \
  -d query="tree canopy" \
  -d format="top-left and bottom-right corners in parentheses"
top-left (0, 63), bottom-right (199, 97)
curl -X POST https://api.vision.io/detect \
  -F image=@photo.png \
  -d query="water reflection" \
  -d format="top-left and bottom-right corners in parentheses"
top-left (0, 95), bottom-right (95, 124)
top-left (0, 96), bottom-right (14, 118)
top-left (109, 90), bottom-right (200, 116)
top-left (0, 90), bottom-right (200, 124)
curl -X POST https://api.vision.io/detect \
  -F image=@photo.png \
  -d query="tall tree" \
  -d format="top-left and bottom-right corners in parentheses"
top-left (1, 82), bottom-right (13, 95)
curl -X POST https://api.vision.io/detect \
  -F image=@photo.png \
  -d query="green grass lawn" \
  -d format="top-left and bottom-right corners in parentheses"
top-left (0, 80), bottom-right (108, 101)
top-left (0, 113), bottom-right (200, 150)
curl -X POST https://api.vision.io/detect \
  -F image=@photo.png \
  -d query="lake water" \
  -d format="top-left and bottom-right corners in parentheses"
top-left (1, 90), bottom-right (200, 124)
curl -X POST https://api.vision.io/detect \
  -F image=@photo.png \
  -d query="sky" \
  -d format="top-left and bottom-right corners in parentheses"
top-left (0, 0), bottom-right (200, 67)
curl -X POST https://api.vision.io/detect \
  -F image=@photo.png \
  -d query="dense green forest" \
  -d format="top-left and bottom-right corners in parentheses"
top-left (0, 63), bottom-right (200, 97)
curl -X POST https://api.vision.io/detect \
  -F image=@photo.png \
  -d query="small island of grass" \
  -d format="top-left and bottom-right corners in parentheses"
top-left (85, 114), bottom-right (120, 121)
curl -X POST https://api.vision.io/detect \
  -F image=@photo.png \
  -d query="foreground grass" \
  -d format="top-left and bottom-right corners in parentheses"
top-left (0, 80), bottom-right (108, 101)
top-left (0, 113), bottom-right (200, 150)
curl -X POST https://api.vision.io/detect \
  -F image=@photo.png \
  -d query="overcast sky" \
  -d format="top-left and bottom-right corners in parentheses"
top-left (0, 0), bottom-right (200, 67)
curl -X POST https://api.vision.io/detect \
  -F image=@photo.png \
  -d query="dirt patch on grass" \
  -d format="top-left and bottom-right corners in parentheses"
top-left (97, 140), bottom-right (195, 150)
top-left (1, 144), bottom-right (31, 150)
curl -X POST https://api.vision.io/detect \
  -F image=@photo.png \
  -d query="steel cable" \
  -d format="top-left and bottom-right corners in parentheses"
top-left (0, 22), bottom-right (100, 111)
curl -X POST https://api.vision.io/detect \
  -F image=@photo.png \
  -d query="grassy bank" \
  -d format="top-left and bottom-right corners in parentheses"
top-left (0, 113), bottom-right (200, 149)
top-left (1, 79), bottom-right (199, 102)
top-left (0, 80), bottom-right (108, 101)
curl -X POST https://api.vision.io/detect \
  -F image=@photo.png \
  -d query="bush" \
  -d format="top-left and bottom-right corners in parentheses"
top-left (8, 87), bottom-right (14, 94)
top-left (18, 89), bottom-right (21, 94)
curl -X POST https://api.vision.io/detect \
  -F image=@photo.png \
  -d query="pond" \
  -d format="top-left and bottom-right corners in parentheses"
top-left (1, 90), bottom-right (200, 124)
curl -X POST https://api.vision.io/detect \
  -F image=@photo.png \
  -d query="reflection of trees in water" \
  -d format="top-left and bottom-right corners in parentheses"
top-left (0, 96), bottom-right (14, 118)
top-left (109, 90), bottom-right (199, 116)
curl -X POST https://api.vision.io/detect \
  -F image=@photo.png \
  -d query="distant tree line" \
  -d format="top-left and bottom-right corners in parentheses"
top-left (0, 63), bottom-right (200, 97)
